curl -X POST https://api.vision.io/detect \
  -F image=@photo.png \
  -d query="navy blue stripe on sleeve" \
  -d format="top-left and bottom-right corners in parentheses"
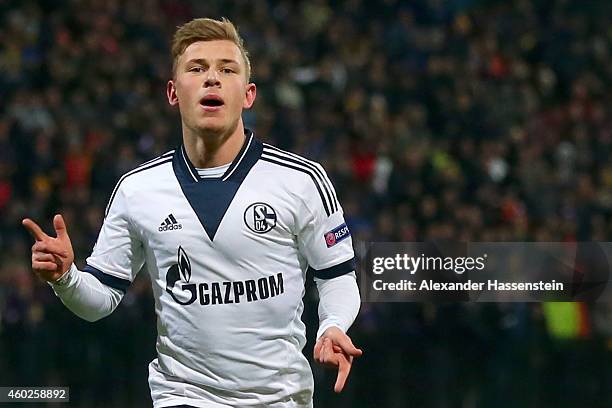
top-left (83, 264), bottom-right (131, 294)
top-left (308, 257), bottom-right (356, 280)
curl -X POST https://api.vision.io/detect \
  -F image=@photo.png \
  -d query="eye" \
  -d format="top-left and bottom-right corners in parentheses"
top-left (189, 66), bottom-right (205, 73)
top-left (221, 68), bottom-right (235, 74)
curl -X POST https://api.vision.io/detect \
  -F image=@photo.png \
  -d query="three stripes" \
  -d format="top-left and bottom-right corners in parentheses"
top-left (161, 214), bottom-right (179, 227)
top-left (261, 144), bottom-right (339, 217)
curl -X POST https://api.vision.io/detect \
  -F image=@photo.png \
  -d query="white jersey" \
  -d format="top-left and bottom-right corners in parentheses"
top-left (84, 130), bottom-right (355, 407)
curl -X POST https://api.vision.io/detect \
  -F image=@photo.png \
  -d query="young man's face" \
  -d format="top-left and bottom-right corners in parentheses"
top-left (167, 40), bottom-right (256, 137)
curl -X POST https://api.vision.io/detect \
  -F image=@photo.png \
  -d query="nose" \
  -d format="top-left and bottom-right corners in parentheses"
top-left (204, 70), bottom-right (221, 87)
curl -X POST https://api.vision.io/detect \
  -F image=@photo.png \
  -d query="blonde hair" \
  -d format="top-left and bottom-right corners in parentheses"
top-left (171, 17), bottom-right (251, 81)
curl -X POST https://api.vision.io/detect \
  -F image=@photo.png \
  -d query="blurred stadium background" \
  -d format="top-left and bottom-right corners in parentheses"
top-left (1, 0), bottom-right (612, 406)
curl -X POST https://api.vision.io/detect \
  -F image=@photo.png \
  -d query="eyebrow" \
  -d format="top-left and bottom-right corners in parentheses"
top-left (186, 58), bottom-right (240, 66)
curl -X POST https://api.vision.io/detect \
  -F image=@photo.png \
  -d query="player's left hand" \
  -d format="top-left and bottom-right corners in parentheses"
top-left (314, 326), bottom-right (363, 393)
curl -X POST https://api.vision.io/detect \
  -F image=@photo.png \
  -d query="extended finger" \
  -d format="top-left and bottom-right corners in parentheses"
top-left (53, 214), bottom-right (69, 239)
top-left (335, 334), bottom-right (363, 357)
top-left (334, 354), bottom-right (353, 393)
top-left (22, 219), bottom-right (49, 242)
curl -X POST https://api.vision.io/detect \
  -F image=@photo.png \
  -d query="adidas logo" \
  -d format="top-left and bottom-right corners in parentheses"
top-left (159, 214), bottom-right (182, 232)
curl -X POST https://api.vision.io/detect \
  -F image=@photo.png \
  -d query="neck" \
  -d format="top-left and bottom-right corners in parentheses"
top-left (182, 120), bottom-right (246, 168)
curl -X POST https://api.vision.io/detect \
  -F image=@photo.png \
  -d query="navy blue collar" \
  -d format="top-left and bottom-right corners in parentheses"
top-left (172, 128), bottom-right (263, 241)
top-left (176, 129), bottom-right (257, 183)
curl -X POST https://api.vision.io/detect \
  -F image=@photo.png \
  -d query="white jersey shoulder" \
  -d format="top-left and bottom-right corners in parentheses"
top-left (104, 150), bottom-right (176, 217)
top-left (259, 143), bottom-right (340, 218)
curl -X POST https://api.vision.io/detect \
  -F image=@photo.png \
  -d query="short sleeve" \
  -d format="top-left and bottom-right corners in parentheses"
top-left (85, 182), bottom-right (144, 293)
top-left (296, 165), bottom-right (355, 279)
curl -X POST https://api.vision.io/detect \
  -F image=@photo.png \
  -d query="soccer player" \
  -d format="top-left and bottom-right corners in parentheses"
top-left (22, 17), bottom-right (362, 408)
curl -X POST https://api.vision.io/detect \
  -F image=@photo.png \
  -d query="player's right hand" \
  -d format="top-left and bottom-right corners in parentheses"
top-left (22, 214), bottom-right (74, 283)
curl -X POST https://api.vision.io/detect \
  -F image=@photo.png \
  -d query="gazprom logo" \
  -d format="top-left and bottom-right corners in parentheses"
top-left (164, 246), bottom-right (285, 306)
top-left (165, 246), bottom-right (196, 305)
top-left (244, 202), bottom-right (277, 234)
top-left (324, 223), bottom-right (350, 248)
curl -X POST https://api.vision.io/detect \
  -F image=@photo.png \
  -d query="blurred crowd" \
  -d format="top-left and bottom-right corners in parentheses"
top-left (1, 0), bottom-right (611, 406)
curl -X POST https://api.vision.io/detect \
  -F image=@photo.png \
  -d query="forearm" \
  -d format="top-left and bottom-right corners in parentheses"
top-left (315, 271), bottom-right (360, 339)
top-left (49, 264), bottom-right (124, 322)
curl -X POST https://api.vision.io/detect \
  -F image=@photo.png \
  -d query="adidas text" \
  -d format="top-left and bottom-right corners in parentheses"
top-left (159, 224), bottom-right (182, 232)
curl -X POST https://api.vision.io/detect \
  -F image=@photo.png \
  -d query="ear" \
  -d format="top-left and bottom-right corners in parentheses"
top-left (243, 83), bottom-right (257, 109)
top-left (167, 80), bottom-right (179, 106)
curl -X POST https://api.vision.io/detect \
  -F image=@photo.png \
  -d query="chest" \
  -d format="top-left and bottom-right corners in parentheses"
top-left (132, 177), bottom-right (300, 276)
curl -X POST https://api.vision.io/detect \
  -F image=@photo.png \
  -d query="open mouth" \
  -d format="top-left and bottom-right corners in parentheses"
top-left (200, 95), bottom-right (224, 107)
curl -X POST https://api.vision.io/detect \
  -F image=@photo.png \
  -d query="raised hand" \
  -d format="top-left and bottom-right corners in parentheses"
top-left (22, 214), bottom-right (74, 282)
top-left (314, 326), bottom-right (363, 393)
